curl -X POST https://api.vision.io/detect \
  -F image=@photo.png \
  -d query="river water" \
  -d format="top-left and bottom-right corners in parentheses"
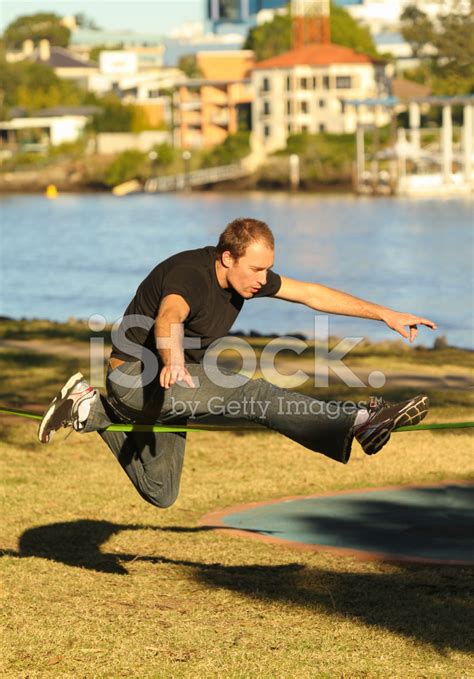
top-left (1, 191), bottom-right (472, 348)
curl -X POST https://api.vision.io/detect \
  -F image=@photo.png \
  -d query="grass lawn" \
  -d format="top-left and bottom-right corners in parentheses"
top-left (1, 322), bottom-right (473, 678)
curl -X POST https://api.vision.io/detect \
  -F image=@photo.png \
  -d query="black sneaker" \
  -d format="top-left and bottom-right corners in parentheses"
top-left (354, 394), bottom-right (429, 455)
top-left (38, 372), bottom-right (96, 444)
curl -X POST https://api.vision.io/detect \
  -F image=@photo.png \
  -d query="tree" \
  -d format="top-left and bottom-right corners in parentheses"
top-left (400, 5), bottom-right (434, 57)
top-left (330, 4), bottom-right (378, 57)
top-left (0, 58), bottom-right (83, 115)
top-left (244, 13), bottom-right (292, 61)
top-left (74, 13), bottom-right (101, 31)
top-left (401, 5), bottom-right (474, 94)
top-left (244, 3), bottom-right (378, 61)
top-left (89, 94), bottom-right (134, 132)
top-left (430, 8), bottom-right (474, 93)
top-left (177, 54), bottom-right (204, 79)
top-left (4, 13), bottom-right (71, 49)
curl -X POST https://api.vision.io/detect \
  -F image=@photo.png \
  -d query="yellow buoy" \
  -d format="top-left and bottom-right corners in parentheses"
top-left (45, 184), bottom-right (58, 199)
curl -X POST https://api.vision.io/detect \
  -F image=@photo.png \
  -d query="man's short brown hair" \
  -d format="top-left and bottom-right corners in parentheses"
top-left (216, 218), bottom-right (274, 260)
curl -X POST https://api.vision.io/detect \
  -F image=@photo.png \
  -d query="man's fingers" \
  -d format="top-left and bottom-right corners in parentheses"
top-left (184, 374), bottom-right (195, 388)
top-left (160, 368), bottom-right (172, 389)
top-left (411, 316), bottom-right (437, 329)
top-left (387, 313), bottom-right (437, 342)
top-left (176, 370), bottom-right (195, 388)
top-left (421, 319), bottom-right (437, 329)
top-left (397, 325), bottom-right (409, 339)
top-left (161, 366), bottom-right (195, 389)
top-left (159, 370), bottom-right (166, 388)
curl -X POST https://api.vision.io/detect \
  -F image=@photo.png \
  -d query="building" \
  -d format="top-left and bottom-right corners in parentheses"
top-left (69, 24), bottom-right (245, 67)
top-left (69, 27), bottom-right (165, 51)
top-left (337, 0), bottom-right (472, 34)
top-left (207, 0), bottom-right (289, 34)
top-left (6, 39), bottom-right (98, 88)
top-left (83, 50), bottom-right (186, 128)
top-left (174, 50), bottom-right (255, 148)
top-left (251, 43), bottom-right (390, 153)
top-left (0, 107), bottom-right (98, 150)
top-left (7, 39), bottom-right (181, 129)
top-left (207, 0), bottom-right (470, 36)
top-left (88, 50), bottom-right (185, 98)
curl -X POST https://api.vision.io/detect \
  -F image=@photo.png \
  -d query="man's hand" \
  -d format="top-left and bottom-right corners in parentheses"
top-left (381, 310), bottom-right (437, 342)
top-left (160, 365), bottom-right (195, 389)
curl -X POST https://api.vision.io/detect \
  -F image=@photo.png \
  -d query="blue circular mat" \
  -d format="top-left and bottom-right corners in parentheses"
top-left (202, 483), bottom-right (474, 564)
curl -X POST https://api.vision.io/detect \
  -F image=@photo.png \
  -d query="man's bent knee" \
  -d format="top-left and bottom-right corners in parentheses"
top-left (137, 485), bottom-right (179, 509)
top-left (135, 474), bottom-right (179, 509)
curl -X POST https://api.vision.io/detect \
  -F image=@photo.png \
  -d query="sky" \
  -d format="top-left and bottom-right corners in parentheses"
top-left (0, 0), bottom-right (204, 36)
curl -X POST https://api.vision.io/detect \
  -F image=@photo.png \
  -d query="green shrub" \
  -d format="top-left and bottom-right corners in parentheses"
top-left (150, 142), bottom-right (176, 168)
top-left (201, 131), bottom-right (250, 168)
top-left (104, 149), bottom-right (148, 186)
top-left (47, 138), bottom-right (87, 159)
top-left (1, 151), bottom-right (47, 171)
top-left (90, 94), bottom-right (134, 133)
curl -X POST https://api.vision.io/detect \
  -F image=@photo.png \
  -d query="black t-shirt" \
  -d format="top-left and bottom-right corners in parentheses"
top-left (111, 245), bottom-right (281, 364)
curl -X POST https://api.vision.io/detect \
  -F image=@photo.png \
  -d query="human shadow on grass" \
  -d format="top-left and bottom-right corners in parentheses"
top-left (1, 519), bottom-right (217, 575)
top-left (1, 518), bottom-right (473, 652)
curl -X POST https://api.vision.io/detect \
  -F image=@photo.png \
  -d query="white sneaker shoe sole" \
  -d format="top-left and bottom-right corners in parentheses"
top-left (38, 372), bottom-right (85, 444)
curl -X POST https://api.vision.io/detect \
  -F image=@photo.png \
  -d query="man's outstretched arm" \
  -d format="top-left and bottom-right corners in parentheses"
top-left (274, 276), bottom-right (437, 342)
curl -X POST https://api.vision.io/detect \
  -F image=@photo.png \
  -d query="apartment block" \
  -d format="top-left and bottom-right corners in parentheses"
top-left (251, 43), bottom-right (390, 153)
top-left (174, 50), bottom-right (255, 149)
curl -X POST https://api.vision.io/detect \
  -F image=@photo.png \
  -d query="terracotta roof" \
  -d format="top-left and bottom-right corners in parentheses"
top-left (253, 43), bottom-right (379, 70)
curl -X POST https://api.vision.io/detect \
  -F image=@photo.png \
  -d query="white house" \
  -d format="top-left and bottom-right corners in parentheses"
top-left (0, 107), bottom-right (98, 149)
top-left (251, 42), bottom-right (390, 154)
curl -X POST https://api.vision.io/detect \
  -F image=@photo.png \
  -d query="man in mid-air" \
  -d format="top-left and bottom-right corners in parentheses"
top-left (38, 218), bottom-right (436, 508)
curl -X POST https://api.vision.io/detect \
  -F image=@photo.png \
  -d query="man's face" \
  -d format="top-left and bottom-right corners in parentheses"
top-left (224, 240), bottom-right (275, 298)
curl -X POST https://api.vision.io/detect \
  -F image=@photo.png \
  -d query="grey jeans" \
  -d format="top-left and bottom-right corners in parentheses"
top-left (84, 360), bottom-right (357, 509)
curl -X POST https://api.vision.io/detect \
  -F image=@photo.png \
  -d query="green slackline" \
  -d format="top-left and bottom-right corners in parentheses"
top-left (0, 407), bottom-right (473, 434)
top-left (0, 407), bottom-right (248, 433)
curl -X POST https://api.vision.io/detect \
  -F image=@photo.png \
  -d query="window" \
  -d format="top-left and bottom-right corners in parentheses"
top-left (301, 125), bottom-right (309, 133)
top-left (336, 76), bottom-right (352, 89)
top-left (323, 76), bottom-right (330, 90)
top-left (287, 123), bottom-right (292, 134)
top-left (286, 100), bottom-right (291, 115)
top-left (312, 76), bottom-right (318, 89)
top-left (262, 77), bottom-right (270, 92)
top-left (319, 99), bottom-right (325, 108)
top-left (301, 101), bottom-right (309, 114)
top-left (340, 100), bottom-right (346, 113)
top-left (264, 125), bottom-right (271, 138)
top-left (300, 77), bottom-right (309, 90)
top-left (319, 123), bottom-right (326, 132)
top-left (263, 100), bottom-right (270, 116)
top-left (286, 76), bottom-right (291, 91)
